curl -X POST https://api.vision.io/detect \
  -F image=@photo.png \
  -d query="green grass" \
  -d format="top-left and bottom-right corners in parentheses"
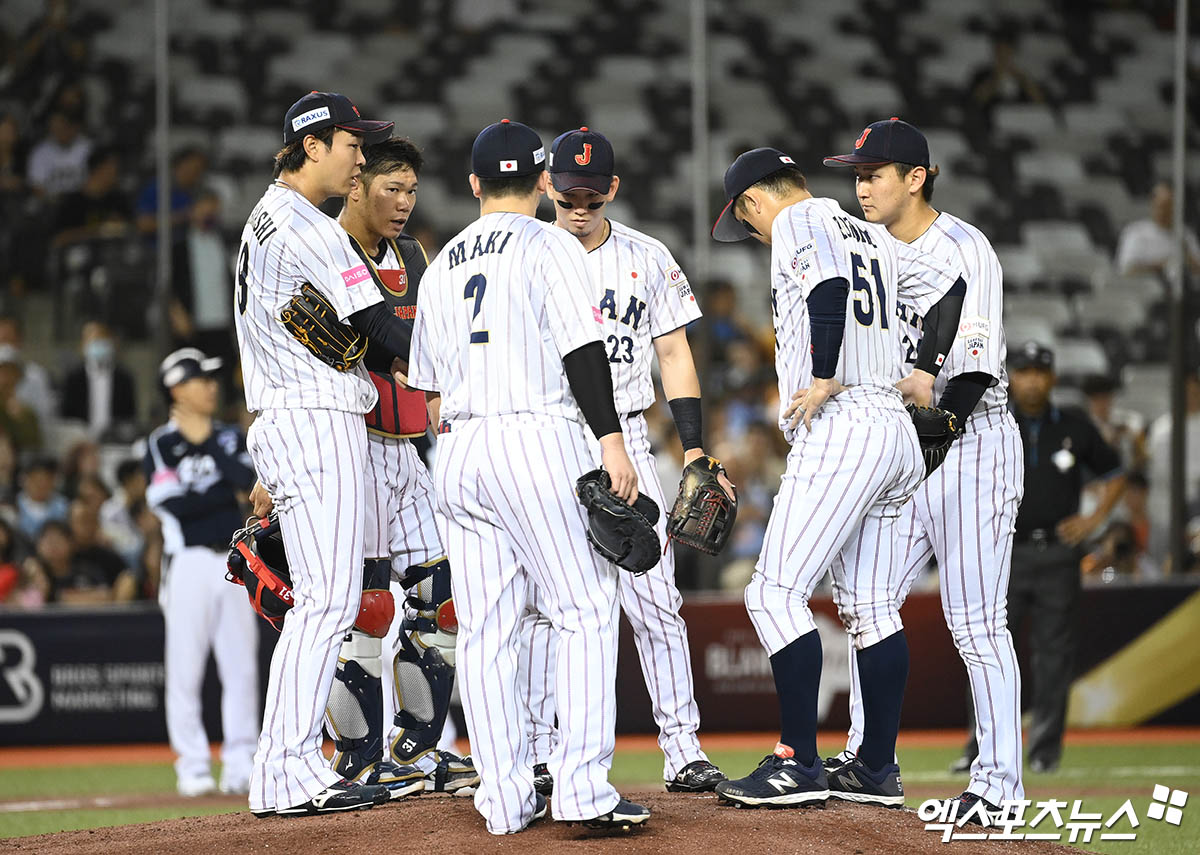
top-left (2, 740), bottom-right (1199, 852)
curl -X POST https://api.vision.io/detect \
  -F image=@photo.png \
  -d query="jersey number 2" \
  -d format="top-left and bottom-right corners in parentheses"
top-left (464, 274), bottom-right (489, 343)
top-left (850, 252), bottom-right (889, 330)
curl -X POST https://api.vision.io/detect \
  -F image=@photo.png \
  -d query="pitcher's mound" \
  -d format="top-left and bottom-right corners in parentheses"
top-left (2, 791), bottom-right (1078, 855)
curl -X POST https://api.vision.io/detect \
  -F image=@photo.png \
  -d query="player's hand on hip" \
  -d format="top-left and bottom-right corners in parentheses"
top-left (599, 433), bottom-right (638, 504)
top-left (785, 377), bottom-right (845, 431)
top-left (895, 369), bottom-right (936, 407)
top-left (249, 480), bottom-right (274, 517)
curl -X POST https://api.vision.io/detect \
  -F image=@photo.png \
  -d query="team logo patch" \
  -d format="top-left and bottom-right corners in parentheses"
top-left (779, 155), bottom-right (795, 164)
top-left (678, 280), bottom-right (694, 300)
top-left (575, 143), bottom-right (592, 166)
top-left (532, 146), bottom-right (546, 165)
top-left (291, 106), bottom-right (331, 132)
top-left (499, 159), bottom-right (517, 172)
top-left (341, 264), bottom-right (371, 287)
top-left (966, 336), bottom-right (986, 358)
top-left (855, 127), bottom-right (872, 149)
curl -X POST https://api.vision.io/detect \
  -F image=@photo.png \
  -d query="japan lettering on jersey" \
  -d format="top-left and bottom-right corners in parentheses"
top-left (769, 197), bottom-right (961, 431)
top-left (900, 212), bottom-right (1009, 415)
top-left (234, 183), bottom-right (384, 414)
top-left (587, 220), bottom-right (702, 413)
top-left (408, 213), bottom-right (603, 421)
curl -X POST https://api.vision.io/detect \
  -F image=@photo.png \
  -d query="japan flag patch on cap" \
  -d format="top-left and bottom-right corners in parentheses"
top-left (499, 160), bottom-right (518, 172)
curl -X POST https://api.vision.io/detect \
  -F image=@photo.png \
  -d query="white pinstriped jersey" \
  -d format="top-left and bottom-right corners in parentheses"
top-left (234, 183), bottom-right (384, 414)
top-left (585, 219), bottom-right (702, 413)
top-left (770, 197), bottom-right (961, 432)
top-left (408, 212), bottom-right (603, 421)
top-left (898, 212), bottom-right (1008, 414)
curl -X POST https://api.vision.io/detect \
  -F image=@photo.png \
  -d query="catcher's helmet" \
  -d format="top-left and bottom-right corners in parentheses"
top-left (226, 513), bottom-right (293, 631)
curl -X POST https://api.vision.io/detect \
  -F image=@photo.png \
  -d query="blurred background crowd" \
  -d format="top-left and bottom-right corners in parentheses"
top-left (0, 0), bottom-right (1197, 608)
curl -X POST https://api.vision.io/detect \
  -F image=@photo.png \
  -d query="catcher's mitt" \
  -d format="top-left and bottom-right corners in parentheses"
top-left (667, 455), bottom-right (737, 555)
top-left (907, 403), bottom-right (962, 478)
top-left (280, 282), bottom-right (368, 372)
top-left (576, 469), bottom-right (662, 575)
top-left (226, 513), bottom-right (293, 631)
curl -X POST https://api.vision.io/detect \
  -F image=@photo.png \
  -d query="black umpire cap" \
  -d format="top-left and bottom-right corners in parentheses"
top-left (283, 91), bottom-right (393, 145)
top-left (160, 347), bottom-right (222, 393)
top-left (549, 127), bottom-right (615, 193)
top-left (823, 117), bottom-right (930, 169)
top-left (1008, 341), bottom-right (1055, 372)
top-left (471, 119), bottom-right (546, 179)
top-left (711, 147), bottom-right (799, 242)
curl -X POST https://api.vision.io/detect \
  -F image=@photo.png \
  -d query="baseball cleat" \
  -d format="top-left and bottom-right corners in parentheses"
top-left (363, 760), bottom-right (425, 799)
top-left (275, 779), bottom-right (391, 816)
top-left (822, 749), bottom-right (856, 774)
top-left (956, 791), bottom-right (1003, 826)
top-left (715, 752), bottom-right (829, 808)
top-left (426, 751), bottom-right (480, 793)
top-left (533, 762), bottom-right (554, 797)
top-left (666, 759), bottom-right (727, 792)
top-left (583, 797), bottom-right (651, 829)
top-left (177, 775), bottom-right (217, 798)
top-left (826, 758), bottom-right (905, 807)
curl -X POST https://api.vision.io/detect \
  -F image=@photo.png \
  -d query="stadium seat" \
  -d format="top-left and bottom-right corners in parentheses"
top-left (1054, 337), bottom-right (1111, 380)
top-left (1004, 315), bottom-right (1059, 353)
top-left (1005, 293), bottom-right (1074, 330)
top-left (994, 245), bottom-right (1046, 290)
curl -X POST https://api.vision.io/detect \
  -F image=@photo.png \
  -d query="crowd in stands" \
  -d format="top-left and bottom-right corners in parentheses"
top-left (1, 0), bottom-right (1198, 610)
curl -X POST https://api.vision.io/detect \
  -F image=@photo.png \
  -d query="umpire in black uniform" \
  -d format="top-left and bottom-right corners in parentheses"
top-left (960, 341), bottom-right (1125, 774)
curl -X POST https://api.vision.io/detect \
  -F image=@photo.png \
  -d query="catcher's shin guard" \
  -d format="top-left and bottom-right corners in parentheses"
top-left (390, 557), bottom-right (456, 764)
top-left (326, 559), bottom-right (396, 781)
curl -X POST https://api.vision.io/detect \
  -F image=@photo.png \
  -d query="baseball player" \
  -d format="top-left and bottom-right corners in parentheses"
top-left (708, 148), bottom-right (967, 808)
top-left (517, 127), bottom-right (726, 795)
top-left (327, 136), bottom-right (478, 795)
top-left (407, 119), bottom-right (649, 834)
top-left (235, 91), bottom-right (421, 817)
top-left (822, 118), bottom-right (1023, 816)
top-left (145, 348), bottom-right (258, 798)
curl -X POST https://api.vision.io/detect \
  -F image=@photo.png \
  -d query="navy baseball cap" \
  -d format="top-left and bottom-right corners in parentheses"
top-left (549, 127), bottom-right (615, 193)
top-left (711, 147), bottom-right (799, 242)
top-left (283, 91), bottom-right (393, 145)
top-left (160, 347), bottom-right (222, 389)
top-left (471, 119), bottom-right (546, 179)
top-left (823, 117), bottom-right (929, 168)
top-left (1008, 341), bottom-right (1055, 372)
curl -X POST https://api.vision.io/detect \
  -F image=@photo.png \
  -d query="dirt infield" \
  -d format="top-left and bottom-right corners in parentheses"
top-left (0, 791), bottom-right (1075, 855)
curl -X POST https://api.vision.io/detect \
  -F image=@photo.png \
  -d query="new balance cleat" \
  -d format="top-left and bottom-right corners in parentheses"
top-left (715, 751), bottom-right (829, 808)
top-left (822, 750), bottom-right (856, 774)
top-left (826, 758), bottom-right (905, 807)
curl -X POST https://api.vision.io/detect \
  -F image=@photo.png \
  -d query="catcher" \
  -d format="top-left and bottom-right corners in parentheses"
top-left (517, 126), bottom-right (736, 796)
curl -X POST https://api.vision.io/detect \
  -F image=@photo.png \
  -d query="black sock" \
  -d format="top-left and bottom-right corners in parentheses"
top-left (769, 629), bottom-right (822, 766)
top-left (856, 630), bottom-right (909, 771)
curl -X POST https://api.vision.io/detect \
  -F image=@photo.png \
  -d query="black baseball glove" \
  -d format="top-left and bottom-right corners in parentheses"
top-left (907, 403), bottom-right (962, 478)
top-left (280, 282), bottom-right (368, 372)
top-left (576, 469), bottom-right (662, 575)
top-left (667, 455), bottom-right (737, 555)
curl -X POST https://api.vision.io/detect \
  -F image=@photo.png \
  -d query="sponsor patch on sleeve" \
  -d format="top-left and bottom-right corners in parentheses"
top-left (792, 240), bottom-right (816, 275)
top-left (666, 264), bottom-right (693, 299)
top-left (341, 264), bottom-right (371, 288)
top-left (957, 315), bottom-right (991, 338)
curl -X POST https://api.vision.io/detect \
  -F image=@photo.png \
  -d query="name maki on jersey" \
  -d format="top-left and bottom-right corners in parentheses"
top-left (446, 230), bottom-right (515, 269)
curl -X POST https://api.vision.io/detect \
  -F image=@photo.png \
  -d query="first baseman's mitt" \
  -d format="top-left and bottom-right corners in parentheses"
top-left (576, 469), bottom-right (662, 575)
top-left (907, 403), bottom-right (962, 478)
top-left (280, 282), bottom-right (368, 372)
top-left (667, 455), bottom-right (737, 555)
top-left (226, 513), bottom-right (293, 631)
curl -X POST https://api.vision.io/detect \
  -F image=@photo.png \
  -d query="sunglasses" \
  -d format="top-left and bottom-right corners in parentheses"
top-left (556, 199), bottom-right (606, 210)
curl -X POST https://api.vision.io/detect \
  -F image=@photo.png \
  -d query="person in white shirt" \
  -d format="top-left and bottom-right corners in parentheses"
top-left (1115, 182), bottom-right (1200, 278)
